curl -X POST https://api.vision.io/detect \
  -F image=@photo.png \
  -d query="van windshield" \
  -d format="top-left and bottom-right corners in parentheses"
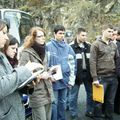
top-left (4, 11), bottom-right (33, 45)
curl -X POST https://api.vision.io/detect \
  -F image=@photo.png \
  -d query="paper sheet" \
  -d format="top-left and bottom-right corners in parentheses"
top-left (49, 65), bottom-right (63, 81)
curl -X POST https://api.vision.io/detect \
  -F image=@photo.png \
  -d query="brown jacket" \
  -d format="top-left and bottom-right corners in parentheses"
top-left (19, 47), bottom-right (53, 108)
top-left (90, 39), bottom-right (118, 81)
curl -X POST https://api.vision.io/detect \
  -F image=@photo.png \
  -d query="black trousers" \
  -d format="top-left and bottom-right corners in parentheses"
top-left (114, 77), bottom-right (120, 114)
top-left (93, 76), bottom-right (118, 120)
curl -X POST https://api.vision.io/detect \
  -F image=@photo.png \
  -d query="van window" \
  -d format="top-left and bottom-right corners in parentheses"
top-left (3, 11), bottom-right (33, 45)
top-left (19, 13), bottom-right (33, 45)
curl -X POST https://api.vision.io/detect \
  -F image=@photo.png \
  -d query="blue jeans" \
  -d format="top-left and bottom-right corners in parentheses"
top-left (51, 88), bottom-right (67, 120)
top-left (69, 84), bottom-right (79, 117)
top-left (94, 76), bottom-right (118, 120)
top-left (82, 74), bottom-right (94, 113)
top-left (69, 72), bottom-right (94, 117)
top-left (66, 88), bottom-right (70, 110)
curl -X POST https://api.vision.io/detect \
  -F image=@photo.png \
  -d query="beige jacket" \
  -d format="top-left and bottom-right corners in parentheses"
top-left (20, 47), bottom-right (53, 108)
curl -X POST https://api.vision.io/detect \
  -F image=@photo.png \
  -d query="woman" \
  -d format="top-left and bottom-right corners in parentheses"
top-left (3, 34), bottom-right (34, 119)
top-left (0, 19), bottom-right (41, 120)
top-left (19, 27), bottom-right (53, 120)
top-left (2, 34), bottom-right (19, 68)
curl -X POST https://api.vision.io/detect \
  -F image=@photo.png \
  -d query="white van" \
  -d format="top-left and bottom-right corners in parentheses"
top-left (0, 9), bottom-right (34, 46)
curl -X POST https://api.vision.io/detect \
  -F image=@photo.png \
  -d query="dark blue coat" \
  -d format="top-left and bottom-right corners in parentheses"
top-left (46, 39), bottom-right (76, 90)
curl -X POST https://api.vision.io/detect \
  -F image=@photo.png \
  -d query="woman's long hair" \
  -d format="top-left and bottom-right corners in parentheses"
top-left (3, 34), bottom-right (19, 68)
top-left (3, 34), bottom-right (19, 53)
top-left (23, 27), bottom-right (45, 49)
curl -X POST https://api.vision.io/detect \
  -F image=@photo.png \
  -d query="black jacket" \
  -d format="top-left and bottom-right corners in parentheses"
top-left (116, 40), bottom-right (120, 54)
top-left (116, 40), bottom-right (120, 77)
top-left (70, 39), bottom-right (92, 85)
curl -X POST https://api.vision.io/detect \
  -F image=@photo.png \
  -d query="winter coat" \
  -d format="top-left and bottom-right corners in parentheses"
top-left (46, 39), bottom-right (76, 90)
top-left (0, 52), bottom-right (32, 120)
top-left (19, 47), bottom-right (53, 108)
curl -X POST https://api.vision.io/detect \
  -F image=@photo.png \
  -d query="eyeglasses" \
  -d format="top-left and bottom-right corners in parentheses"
top-left (36, 35), bottom-right (45, 38)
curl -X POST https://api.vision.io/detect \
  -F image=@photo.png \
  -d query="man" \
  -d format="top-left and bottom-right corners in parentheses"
top-left (46, 25), bottom-right (76, 120)
top-left (69, 28), bottom-right (94, 119)
top-left (90, 24), bottom-right (118, 120)
top-left (114, 29), bottom-right (120, 114)
top-left (111, 28), bottom-right (118, 44)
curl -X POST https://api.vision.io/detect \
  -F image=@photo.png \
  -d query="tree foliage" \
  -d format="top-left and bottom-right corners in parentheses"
top-left (0, 0), bottom-right (120, 41)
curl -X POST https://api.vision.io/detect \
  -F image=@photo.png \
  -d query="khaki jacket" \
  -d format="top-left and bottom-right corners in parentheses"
top-left (20, 48), bottom-right (53, 108)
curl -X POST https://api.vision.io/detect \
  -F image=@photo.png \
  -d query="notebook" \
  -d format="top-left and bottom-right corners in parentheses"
top-left (18, 68), bottom-right (44, 89)
top-left (48, 65), bottom-right (63, 81)
top-left (92, 83), bottom-right (104, 103)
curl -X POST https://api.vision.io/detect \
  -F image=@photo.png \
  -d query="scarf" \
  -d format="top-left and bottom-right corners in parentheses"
top-left (31, 42), bottom-right (45, 61)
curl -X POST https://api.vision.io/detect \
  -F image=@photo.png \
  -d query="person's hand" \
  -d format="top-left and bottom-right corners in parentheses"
top-left (27, 75), bottom-right (42, 86)
top-left (93, 80), bottom-right (100, 87)
top-left (68, 84), bottom-right (73, 90)
top-left (41, 71), bottom-right (50, 80)
top-left (25, 61), bottom-right (44, 72)
top-left (49, 75), bottom-right (56, 82)
top-left (36, 72), bottom-right (56, 82)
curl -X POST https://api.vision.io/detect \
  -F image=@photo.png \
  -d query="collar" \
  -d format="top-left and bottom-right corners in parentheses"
top-left (99, 38), bottom-right (110, 45)
top-left (112, 40), bottom-right (117, 45)
top-left (74, 39), bottom-right (87, 48)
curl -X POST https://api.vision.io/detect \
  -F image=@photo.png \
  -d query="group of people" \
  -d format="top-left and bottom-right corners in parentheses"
top-left (68, 24), bottom-right (120, 120)
top-left (0, 20), bottom-right (43, 120)
top-left (0, 18), bottom-right (120, 120)
top-left (0, 20), bottom-right (76, 120)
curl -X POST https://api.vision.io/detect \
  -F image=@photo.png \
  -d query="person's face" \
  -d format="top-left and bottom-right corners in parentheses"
top-left (6, 43), bottom-right (18, 58)
top-left (77, 31), bottom-right (87, 43)
top-left (102, 28), bottom-right (113, 40)
top-left (111, 30), bottom-right (118, 41)
top-left (116, 34), bottom-right (120, 41)
top-left (35, 30), bottom-right (45, 45)
top-left (0, 26), bottom-right (8, 48)
top-left (54, 30), bottom-right (65, 41)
